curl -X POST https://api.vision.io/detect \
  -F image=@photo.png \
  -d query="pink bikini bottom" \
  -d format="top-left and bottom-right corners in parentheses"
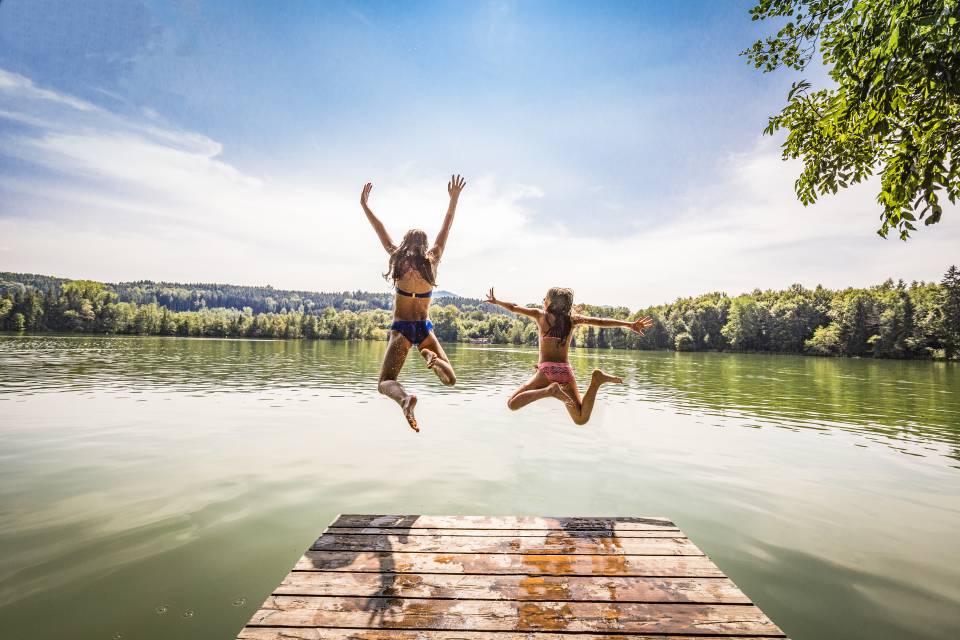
top-left (537, 361), bottom-right (574, 384)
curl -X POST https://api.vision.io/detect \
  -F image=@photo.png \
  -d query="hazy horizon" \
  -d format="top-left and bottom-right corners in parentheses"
top-left (2, 1), bottom-right (959, 309)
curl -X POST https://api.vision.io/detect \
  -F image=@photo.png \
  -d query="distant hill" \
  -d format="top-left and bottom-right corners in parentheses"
top-left (0, 272), bottom-right (507, 315)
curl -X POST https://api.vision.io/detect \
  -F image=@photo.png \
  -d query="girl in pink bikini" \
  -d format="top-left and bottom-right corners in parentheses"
top-left (485, 287), bottom-right (653, 425)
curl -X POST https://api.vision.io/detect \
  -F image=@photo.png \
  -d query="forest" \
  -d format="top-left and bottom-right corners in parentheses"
top-left (1, 268), bottom-right (958, 360)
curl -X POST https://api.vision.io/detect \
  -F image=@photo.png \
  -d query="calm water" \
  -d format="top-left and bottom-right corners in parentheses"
top-left (0, 335), bottom-right (958, 639)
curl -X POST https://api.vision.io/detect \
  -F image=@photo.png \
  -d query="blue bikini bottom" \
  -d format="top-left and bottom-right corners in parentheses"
top-left (390, 319), bottom-right (433, 345)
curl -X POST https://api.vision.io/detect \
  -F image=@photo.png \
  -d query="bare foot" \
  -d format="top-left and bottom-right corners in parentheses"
top-left (547, 382), bottom-right (577, 408)
top-left (422, 349), bottom-right (437, 369)
top-left (592, 369), bottom-right (623, 385)
top-left (401, 395), bottom-right (419, 432)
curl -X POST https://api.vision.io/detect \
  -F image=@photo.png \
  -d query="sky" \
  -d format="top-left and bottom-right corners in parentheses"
top-left (1, 0), bottom-right (957, 308)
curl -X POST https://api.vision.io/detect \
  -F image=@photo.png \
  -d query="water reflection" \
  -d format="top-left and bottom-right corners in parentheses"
top-left (2, 335), bottom-right (954, 462)
top-left (0, 335), bottom-right (958, 640)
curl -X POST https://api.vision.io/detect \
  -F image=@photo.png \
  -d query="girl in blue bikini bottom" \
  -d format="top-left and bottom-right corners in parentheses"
top-left (390, 319), bottom-right (434, 346)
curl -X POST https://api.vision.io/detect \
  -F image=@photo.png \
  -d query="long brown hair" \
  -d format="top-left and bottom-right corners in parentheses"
top-left (384, 229), bottom-right (437, 286)
top-left (544, 287), bottom-right (574, 341)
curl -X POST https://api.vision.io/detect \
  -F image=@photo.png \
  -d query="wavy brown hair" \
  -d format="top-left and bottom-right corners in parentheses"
top-left (384, 229), bottom-right (437, 286)
top-left (543, 287), bottom-right (574, 341)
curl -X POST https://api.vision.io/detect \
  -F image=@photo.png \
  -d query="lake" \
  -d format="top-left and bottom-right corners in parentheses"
top-left (0, 334), bottom-right (958, 639)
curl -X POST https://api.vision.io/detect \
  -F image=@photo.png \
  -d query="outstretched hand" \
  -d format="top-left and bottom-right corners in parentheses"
top-left (448, 174), bottom-right (466, 198)
top-left (485, 287), bottom-right (497, 305)
top-left (360, 182), bottom-right (373, 208)
top-left (631, 316), bottom-right (654, 336)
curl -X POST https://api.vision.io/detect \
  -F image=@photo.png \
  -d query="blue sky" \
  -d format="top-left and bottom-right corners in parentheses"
top-left (1, 0), bottom-right (957, 307)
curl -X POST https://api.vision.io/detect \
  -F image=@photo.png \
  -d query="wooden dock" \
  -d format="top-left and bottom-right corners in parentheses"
top-left (238, 514), bottom-right (787, 639)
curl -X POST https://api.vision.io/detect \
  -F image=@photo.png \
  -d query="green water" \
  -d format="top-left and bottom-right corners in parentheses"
top-left (0, 335), bottom-right (958, 639)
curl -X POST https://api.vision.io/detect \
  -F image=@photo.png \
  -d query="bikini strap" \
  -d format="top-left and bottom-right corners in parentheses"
top-left (396, 287), bottom-right (433, 299)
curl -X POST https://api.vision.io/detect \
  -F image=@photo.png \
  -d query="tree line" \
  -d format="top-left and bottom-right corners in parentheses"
top-left (1, 268), bottom-right (958, 359)
top-left (0, 273), bottom-right (399, 314)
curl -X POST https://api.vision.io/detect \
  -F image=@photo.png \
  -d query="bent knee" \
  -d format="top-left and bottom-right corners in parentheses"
top-left (377, 380), bottom-right (392, 395)
top-left (443, 373), bottom-right (457, 386)
top-left (506, 397), bottom-right (520, 411)
top-left (572, 414), bottom-right (590, 426)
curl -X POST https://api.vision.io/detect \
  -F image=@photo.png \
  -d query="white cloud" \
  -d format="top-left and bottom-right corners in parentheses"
top-left (1, 68), bottom-right (957, 308)
top-left (0, 69), bottom-right (100, 113)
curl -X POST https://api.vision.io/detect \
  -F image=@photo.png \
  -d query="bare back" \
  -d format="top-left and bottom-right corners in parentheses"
top-left (535, 311), bottom-right (574, 363)
top-left (391, 254), bottom-right (437, 321)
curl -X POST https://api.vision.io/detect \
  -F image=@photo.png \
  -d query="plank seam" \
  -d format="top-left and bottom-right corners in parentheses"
top-left (336, 516), bottom-right (676, 521)
top-left (307, 550), bottom-right (707, 556)
top-left (327, 522), bottom-right (680, 531)
top-left (318, 529), bottom-right (690, 540)
top-left (337, 515), bottom-right (675, 519)
top-left (287, 571), bottom-right (735, 578)
top-left (268, 592), bottom-right (756, 605)
top-left (242, 624), bottom-right (785, 637)
top-left (332, 520), bottom-right (677, 528)
top-left (262, 595), bottom-right (759, 606)
top-left (290, 570), bottom-right (728, 578)
top-left (322, 531), bottom-right (686, 536)
top-left (319, 536), bottom-right (689, 540)
top-left (327, 526), bottom-right (683, 528)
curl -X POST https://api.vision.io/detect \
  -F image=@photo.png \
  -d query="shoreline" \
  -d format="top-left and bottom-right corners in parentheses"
top-left (2, 330), bottom-right (954, 362)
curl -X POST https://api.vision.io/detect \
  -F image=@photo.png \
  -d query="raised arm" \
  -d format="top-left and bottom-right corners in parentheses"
top-left (574, 314), bottom-right (654, 335)
top-left (485, 288), bottom-right (542, 319)
top-left (360, 182), bottom-right (396, 254)
top-left (429, 174), bottom-right (466, 261)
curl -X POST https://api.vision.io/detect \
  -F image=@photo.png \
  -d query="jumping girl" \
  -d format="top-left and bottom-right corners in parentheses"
top-left (485, 287), bottom-right (653, 425)
top-left (361, 175), bottom-right (466, 432)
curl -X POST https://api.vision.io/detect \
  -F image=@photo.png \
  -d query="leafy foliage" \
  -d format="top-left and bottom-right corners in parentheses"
top-left (744, 0), bottom-right (960, 238)
top-left (939, 264), bottom-right (960, 356)
top-left (1, 269), bottom-right (957, 359)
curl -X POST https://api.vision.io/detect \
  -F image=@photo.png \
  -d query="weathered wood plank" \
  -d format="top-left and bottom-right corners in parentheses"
top-left (326, 527), bottom-right (684, 538)
top-left (332, 515), bottom-right (676, 530)
top-left (275, 572), bottom-right (750, 604)
top-left (311, 534), bottom-right (701, 556)
top-left (296, 551), bottom-right (725, 577)
top-left (239, 515), bottom-right (787, 639)
top-left (239, 630), bottom-right (784, 640)
top-left (247, 596), bottom-right (784, 636)
top-left (239, 630), bottom-right (785, 640)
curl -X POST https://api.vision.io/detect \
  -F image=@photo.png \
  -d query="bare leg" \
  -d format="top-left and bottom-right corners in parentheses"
top-left (507, 371), bottom-right (575, 411)
top-left (378, 332), bottom-right (419, 432)
top-left (417, 332), bottom-right (456, 386)
top-left (510, 382), bottom-right (576, 410)
top-left (562, 368), bottom-right (622, 426)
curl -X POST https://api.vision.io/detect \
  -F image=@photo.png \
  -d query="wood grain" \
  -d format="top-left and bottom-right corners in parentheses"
top-left (326, 527), bottom-right (683, 538)
top-left (247, 596), bottom-right (784, 636)
top-left (237, 515), bottom-right (785, 639)
top-left (240, 630), bottom-right (786, 640)
top-left (332, 515), bottom-right (676, 530)
top-left (311, 534), bottom-right (702, 556)
top-left (296, 551), bottom-right (726, 577)
top-left (276, 571), bottom-right (750, 603)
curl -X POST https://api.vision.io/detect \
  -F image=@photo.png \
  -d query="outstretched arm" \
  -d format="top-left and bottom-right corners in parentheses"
top-left (486, 288), bottom-right (541, 319)
top-left (360, 182), bottom-right (396, 254)
top-left (574, 314), bottom-right (654, 335)
top-left (430, 174), bottom-right (466, 261)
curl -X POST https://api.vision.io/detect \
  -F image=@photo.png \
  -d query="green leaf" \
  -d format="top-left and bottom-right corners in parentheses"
top-left (886, 24), bottom-right (900, 52)
top-left (745, 0), bottom-right (956, 237)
